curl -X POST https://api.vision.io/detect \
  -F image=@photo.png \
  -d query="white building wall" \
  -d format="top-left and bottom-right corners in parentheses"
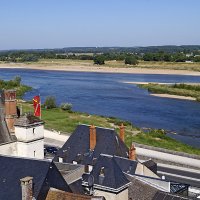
top-left (17, 139), bottom-right (44, 159)
top-left (135, 162), bottom-right (159, 178)
top-left (15, 125), bottom-right (44, 142)
top-left (0, 142), bottom-right (17, 156)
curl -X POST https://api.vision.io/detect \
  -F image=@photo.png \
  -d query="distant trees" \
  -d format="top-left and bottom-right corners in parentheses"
top-left (1, 48), bottom-right (200, 63)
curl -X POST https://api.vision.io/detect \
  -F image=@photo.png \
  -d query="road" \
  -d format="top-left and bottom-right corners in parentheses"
top-left (157, 164), bottom-right (200, 187)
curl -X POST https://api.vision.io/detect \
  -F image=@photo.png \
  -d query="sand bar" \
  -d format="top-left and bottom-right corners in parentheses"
top-left (1, 63), bottom-right (200, 76)
top-left (123, 81), bottom-right (200, 85)
top-left (150, 94), bottom-right (196, 101)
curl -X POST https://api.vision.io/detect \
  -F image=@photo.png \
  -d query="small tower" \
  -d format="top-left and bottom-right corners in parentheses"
top-left (14, 113), bottom-right (44, 159)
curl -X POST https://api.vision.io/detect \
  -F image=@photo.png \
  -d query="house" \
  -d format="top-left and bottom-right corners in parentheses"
top-left (54, 124), bottom-right (129, 165)
top-left (0, 155), bottom-right (72, 200)
top-left (0, 90), bottom-right (44, 159)
top-left (82, 154), bottom-right (131, 200)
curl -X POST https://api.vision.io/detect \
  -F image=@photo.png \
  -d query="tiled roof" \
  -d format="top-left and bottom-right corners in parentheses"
top-left (153, 191), bottom-right (192, 200)
top-left (54, 125), bottom-right (129, 165)
top-left (83, 154), bottom-right (130, 192)
top-left (0, 155), bottom-right (71, 200)
top-left (126, 174), bottom-right (160, 200)
top-left (14, 113), bottom-right (44, 127)
top-left (46, 188), bottom-right (92, 200)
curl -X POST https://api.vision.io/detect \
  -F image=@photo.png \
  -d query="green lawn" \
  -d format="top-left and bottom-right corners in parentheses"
top-left (21, 102), bottom-right (200, 155)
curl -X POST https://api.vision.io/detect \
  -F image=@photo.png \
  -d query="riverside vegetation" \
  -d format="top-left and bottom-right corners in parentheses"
top-left (1, 78), bottom-right (200, 155)
top-left (20, 101), bottom-right (200, 156)
top-left (0, 77), bottom-right (32, 98)
top-left (139, 83), bottom-right (200, 102)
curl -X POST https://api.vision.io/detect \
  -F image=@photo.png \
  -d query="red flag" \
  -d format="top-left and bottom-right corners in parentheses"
top-left (33, 95), bottom-right (41, 117)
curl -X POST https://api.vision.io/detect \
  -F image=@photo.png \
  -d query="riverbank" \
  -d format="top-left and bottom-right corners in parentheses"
top-left (21, 102), bottom-right (200, 155)
top-left (1, 60), bottom-right (200, 75)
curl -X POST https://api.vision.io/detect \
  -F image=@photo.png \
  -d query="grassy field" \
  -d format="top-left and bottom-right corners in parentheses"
top-left (139, 83), bottom-right (200, 101)
top-left (21, 102), bottom-right (200, 155)
top-left (1, 59), bottom-right (200, 72)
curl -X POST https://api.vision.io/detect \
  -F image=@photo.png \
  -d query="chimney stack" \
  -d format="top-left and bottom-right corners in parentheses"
top-left (129, 144), bottom-right (136, 160)
top-left (119, 123), bottom-right (125, 142)
top-left (90, 125), bottom-right (96, 151)
top-left (20, 177), bottom-right (33, 200)
top-left (3, 90), bottom-right (17, 133)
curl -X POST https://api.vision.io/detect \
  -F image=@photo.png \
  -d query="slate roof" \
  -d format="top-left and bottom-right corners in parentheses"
top-left (153, 191), bottom-right (192, 200)
top-left (0, 155), bottom-right (71, 200)
top-left (82, 154), bottom-right (130, 193)
top-left (113, 155), bottom-right (138, 175)
top-left (14, 113), bottom-right (44, 127)
top-left (142, 159), bottom-right (157, 174)
top-left (54, 124), bottom-right (129, 165)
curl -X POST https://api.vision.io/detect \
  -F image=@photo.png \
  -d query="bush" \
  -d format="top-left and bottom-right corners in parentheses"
top-left (60, 103), bottom-right (72, 111)
top-left (125, 56), bottom-right (138, 65)
top-left (44, 96), bottom-right (57, 109)
top-left (93, 55), bottom-right (105, 65)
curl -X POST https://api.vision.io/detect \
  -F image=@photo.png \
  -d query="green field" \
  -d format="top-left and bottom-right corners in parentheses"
top-left (21, 102), bottom-right (200, 155)
top-left (1, 59), bottom-right (200, 72)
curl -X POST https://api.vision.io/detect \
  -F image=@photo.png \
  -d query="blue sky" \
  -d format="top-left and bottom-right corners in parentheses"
top-left (0, 0), bottom-right (200, 50)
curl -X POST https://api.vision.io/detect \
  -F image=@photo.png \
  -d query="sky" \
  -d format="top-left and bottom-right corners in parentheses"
top-left (0, 0), bottom-right (200, 50)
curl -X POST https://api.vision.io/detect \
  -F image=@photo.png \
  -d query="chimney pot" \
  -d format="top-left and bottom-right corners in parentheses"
top-left (119, 123), bottom-right (125, 142)
top-left (90, 125), bottom-right (96, 150)
top-left (129, 144), bottom-right (136, 160)
top-left (20, 176), bottom-right (33, 200)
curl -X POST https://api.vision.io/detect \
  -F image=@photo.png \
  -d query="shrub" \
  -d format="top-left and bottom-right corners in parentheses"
top-left (44, 96), bottom-right (57, 109)
top-left (93, 55), bottom-right (105, 65)
top-left (125, 56), bottom-right (138, 65)
top-left (60, 103), bottom-right (72, 111)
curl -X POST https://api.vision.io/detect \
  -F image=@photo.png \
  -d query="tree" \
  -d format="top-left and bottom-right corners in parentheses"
top-left (93, 55), bottom-right (105, 65)
top-left (125, 56), bottom-right (138, 65)
top-left (44, 96), bottom-right (56, 109)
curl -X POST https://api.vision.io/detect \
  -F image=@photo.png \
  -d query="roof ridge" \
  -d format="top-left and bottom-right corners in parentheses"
top-left (79, 124), bottom-right (114, 131)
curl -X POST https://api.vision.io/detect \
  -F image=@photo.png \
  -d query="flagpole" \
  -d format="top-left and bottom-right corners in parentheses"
top-left (39, 94), bottom-right (41, 120)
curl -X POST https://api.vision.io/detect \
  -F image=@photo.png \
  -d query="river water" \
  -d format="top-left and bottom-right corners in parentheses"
top-left (0, 68), bottom-right (200, 148)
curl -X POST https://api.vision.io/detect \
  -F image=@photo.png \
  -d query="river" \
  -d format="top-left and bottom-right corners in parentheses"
top-left (0, 68), bottom-right (200, 148)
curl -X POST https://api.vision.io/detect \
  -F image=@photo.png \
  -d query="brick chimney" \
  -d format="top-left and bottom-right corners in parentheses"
top-left (90, 125), bottom-right (96, 151)
top-left (119, 123), bottom-right (125, 142)
top-left (3, 90), bottom-right (17, 133)
top-left (20, 176), bottom-right (33, 200)
top-left (129, 144), bottom-right (136, 160)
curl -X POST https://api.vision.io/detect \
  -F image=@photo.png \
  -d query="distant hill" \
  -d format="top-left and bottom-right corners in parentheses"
top-left (1, 45), bottom-right (200, 54)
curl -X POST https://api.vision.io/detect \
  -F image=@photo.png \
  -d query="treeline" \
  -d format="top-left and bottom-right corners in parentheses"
top-left (143, 52), bottom-right (200, 62)
top-left (1, 47), bottom-right (200, 64)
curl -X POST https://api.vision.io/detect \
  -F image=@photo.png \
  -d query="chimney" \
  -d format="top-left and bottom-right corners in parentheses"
top-left (3, 90), bottom-right (17, 133)
top-left (119, 123), bottom-right (125, 142)
top-left (90, 125), bottom-right (96, 151)
top-left (20, 177), bottom-right (33, 200)
top-left (129, 144), bottom-right (136, 160)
